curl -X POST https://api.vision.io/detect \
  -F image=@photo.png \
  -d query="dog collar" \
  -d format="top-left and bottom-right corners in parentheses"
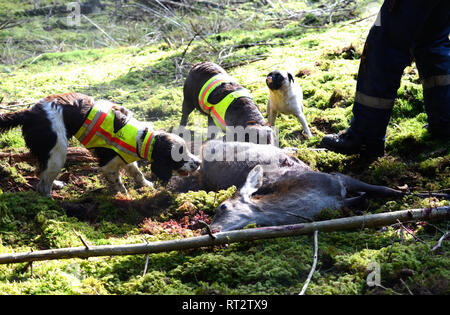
top-left (140, 130), bottom-right (156, 161)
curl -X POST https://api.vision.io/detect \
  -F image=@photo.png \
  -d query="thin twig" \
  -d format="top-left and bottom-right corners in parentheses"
top-left (431, 231), bottom-right (449, 252)
top-left (232, 42), bottom-right (286, 49)
top-left (375, 283), bottom-right (402, 295)
top-left (387, 228), bottom-right (399, 262)
top-left (340, 13), bottom-right (378, 27)
top-left (395, 220), bottom-right (427, 245)
top-left (299, 230), bottom-right (318, 295)
top-left (286, 211), bottom-right (314, 222)
top-left (199, 220), bottom-right (216, 240)
top-left (82, 14), bottom-right (119, 46)
top-left (399, 278), bottom-right (413, 295)
top-left (188, 21), bottom-right (217, 53)
top-left (180, 34), bottom-right (197, 60)
top-left (29, 53), bottom-right (44, 65)
top-left (141, 238), bottom-right (150, 276)
top-left (28, 248), bottom-right (34, 278)
top-left (399, 226), bottom-right (404, 245)
top-left (73, 229), bottom-right (90, 250)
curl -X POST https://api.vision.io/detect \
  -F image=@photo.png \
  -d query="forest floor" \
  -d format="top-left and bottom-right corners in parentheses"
top-left (0, 0), bottom-right (448, 294)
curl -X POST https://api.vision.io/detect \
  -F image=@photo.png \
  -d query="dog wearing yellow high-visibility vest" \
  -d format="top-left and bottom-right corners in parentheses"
top-left (0, 92), bottom-right (200, 196)
top-left (180, 62), bottom-right (274, 145)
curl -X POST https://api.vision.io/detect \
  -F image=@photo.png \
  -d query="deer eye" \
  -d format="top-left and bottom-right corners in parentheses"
top-left (220, 204), bottom-right (227, 211)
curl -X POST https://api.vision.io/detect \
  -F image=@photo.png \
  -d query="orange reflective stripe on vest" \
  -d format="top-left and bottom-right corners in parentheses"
top-left (74, 102), bottom-right (155, 164)
top-left (199, 78), bottom-right (226, 112)
top-left (198, 74), bottom-right (253, 131)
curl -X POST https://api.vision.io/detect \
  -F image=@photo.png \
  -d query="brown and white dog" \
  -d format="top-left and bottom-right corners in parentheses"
top-left (266, 70), bottom-right (312, 138)
top-left (0, 92), bottom-right (200, 196)
top-left (180, 61), bottom-right (275, 145)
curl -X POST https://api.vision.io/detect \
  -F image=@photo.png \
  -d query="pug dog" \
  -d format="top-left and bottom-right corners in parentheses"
top-left (266, 70), bottom-right (312, 138)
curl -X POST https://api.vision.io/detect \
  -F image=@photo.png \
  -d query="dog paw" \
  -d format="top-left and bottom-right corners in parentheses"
top-left (141, 179), bottom-right (154, 188)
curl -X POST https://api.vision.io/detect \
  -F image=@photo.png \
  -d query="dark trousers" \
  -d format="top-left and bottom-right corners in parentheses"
top-left (349, 0), bottom-right (450, 141)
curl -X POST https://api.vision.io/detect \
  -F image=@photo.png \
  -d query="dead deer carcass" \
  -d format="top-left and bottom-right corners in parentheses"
top-left (178, 141), bottom-right (404, 232)
top-left (209, 164), bottom-right (406, 232)
top-left (168, 140), bottom-right (311, 192)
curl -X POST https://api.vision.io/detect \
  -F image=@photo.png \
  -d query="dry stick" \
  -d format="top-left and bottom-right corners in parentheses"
top-left (375, 283), bottom-right (402, 295)
top-left (395, 219), bottom-right (427, 245)
top-left (232, 42), bottom-right (286, 49)
top-left (188, 21), bottom-right (217, 53)
top-left (73, 229), bottom-right (90, 250)
top-left (340, 13), bottom-right (378, 27)
top-left (387, 228), bottom-right (399, 262)
top-left (82, 14), bottom-right (119, 46)
top-left (286, 211), bottom-right (314, 223)
top-left (180, 34), bottom-right (197, 60)
top-left (141, 238), bottom-right (150, 277)
top-left (0, 207), bottom-right (448, 265)
top-left (29, 53), bottom-right (44, 65)
top-left (27, 248), bottom-right (34, 278)
top-left (431, 231), bottom-right (449, 252)
top-left (299, 230), bottom-right (318, 295)
top-left (399, 278), bottom-right (413, 295)
top-left (199, 220), bottom-right (216, 240)
top-left (399, 225), bottom-right (404, 244)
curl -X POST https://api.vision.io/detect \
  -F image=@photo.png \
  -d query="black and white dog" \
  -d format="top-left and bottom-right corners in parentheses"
top-left (0, 92), bottom-right (200, 196)
top-left (266, 70), bottom-right (312, 138)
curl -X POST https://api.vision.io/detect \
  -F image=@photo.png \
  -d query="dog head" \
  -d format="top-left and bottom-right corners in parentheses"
top-left (265, 70), bottom-right (295, 91)
top-left (150, 132), bottom-right (201, 182)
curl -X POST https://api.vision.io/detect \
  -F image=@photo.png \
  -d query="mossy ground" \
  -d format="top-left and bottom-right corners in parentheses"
top-left (0, 0), bottom-right (448, 295)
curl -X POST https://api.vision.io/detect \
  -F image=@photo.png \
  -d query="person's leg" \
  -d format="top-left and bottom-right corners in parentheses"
top-left (321, 0), bottom-right (444, 156)
top-left (412, 1), bottom-right (450, 139)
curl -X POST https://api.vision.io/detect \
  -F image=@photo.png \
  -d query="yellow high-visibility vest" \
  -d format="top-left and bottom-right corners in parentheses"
top-left (74, 101), bottom-right (155, 164)
top-left (198, 74), bottom-right (253, 131)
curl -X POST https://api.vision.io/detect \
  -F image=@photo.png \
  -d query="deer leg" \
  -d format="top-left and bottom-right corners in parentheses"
top-left (337, 173), bottom-right (404, 197)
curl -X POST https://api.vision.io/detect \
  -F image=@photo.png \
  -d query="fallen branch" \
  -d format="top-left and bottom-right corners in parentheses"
top-left (0, 206), bottom-right (448, 265)
top-left (0, 147), bottom-right (97, 164)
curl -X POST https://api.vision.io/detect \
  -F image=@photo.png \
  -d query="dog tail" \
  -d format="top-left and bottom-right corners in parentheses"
top-left (0, 109), bottom-right (30, 133)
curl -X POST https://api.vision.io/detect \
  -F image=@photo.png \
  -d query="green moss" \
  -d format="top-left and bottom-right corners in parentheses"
top-left (0, 0), bottom-right (447, 295)
top-left (0, 129), bottom-right (25, 149)
top-left (175, 187), bottom-right (236, 216)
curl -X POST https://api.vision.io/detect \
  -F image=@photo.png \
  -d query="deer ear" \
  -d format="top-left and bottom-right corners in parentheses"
top-left (240, 165), bottom-right (264, 201)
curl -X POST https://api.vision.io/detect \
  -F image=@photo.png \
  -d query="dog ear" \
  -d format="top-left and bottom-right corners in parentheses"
top-left (150, 133), bottom-right (174, 183)
top-left (112, 105), bottom-right (133, 133)
top-left (151, 158), bottom-right (172, 183)
top-left (288, 72), bottom-right (295, 84)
